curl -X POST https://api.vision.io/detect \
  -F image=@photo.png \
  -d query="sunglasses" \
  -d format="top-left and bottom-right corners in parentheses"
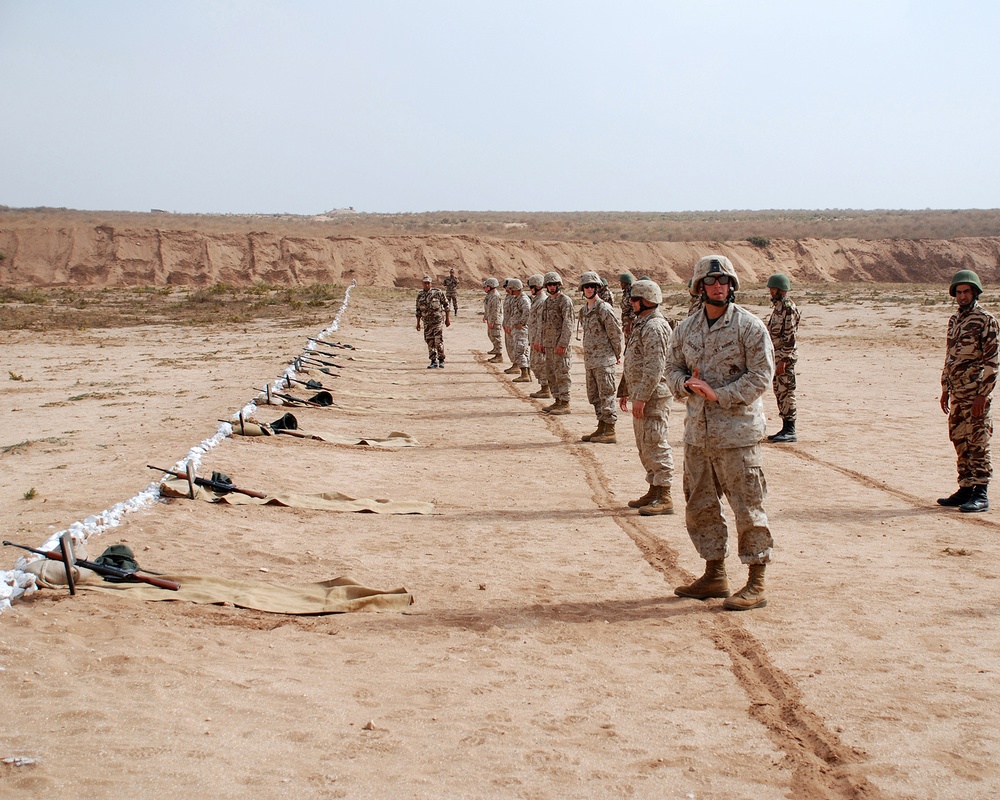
top-left (702, 275), bottom-right (732, 286)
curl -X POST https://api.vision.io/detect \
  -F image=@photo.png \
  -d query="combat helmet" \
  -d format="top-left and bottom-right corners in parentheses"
top-left (421, 275), bottom-right (433, 283)
top-left (619, 272), bottom-right (635, 285)
top-left (629, 279), bottom-right (662, 306)
top-left (508, 278), bottom-right (523, 291)
top-left (579, 271), bottom-right (602, 289)
top-left (543, 271), bottom-right (563, 286)
top-left (767, 274), bottom-right (791, 292)
top-left (483, 277), bottom-right (499, 288)
top-left (692, 255), bottom-right (739, 293)
top-left (950, 269), bottom-right (983, 297)
top-left (527, 273), bottom-right (544, 288)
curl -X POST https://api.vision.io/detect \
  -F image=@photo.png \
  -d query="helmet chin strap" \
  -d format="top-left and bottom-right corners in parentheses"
top-left (702, 287), bottom-right (734, 307)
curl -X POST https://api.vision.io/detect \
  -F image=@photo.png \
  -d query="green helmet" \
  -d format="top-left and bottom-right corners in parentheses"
top-left (579, 271), bottom-right (602, 288)
top-left (619, 272), bottom-right (634, 285)
top-left (950, 269), bottom-right (983, 297)
top-left (629, 279), bottom-right (662, 306)
top-left (767, 274), bottom-right (791, 292)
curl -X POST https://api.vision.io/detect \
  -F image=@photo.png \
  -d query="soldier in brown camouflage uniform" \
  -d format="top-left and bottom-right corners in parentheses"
top-left (506, 279), bottom-right (532, 382)
top-left (443, 268), bottom-right (459, 316)
top-left (538, 271), bottom-right (574, 414)
top-left (482, 278), bottom-right (503, 362)
top-left (619, 272), bottom-right (637, 339)
top-left (765, 274), bottom-right (802, 443)
top-left (667, 255), bottom-right (775, 611)
top-left (526, 274), bottom-right (551, 399)
top-left (617, 280), bottom-right (674, 515)
top-left (415, 275), bottom-right (451, 369)
top-left (938, 269), bottom-right (999, 513)
top-left (578, 272), bottom-right (623, 444)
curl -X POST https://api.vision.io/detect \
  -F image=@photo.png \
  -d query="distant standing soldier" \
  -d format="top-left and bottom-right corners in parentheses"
top-left (526, 274), bottom-right (551, 399)
top-left (538, 271), bottom-right (574, 414)
top-left (765, 274), bottom-right (802, 443)
top-left (619, 272), bottom-right (637, 339)
top-left (598, 277), bottom-right (615, 307)
top-left (617, 279), bottom-right (674, 514)
top-left (502, 279), bottom-right (520, 374)
top-left (415, 275), bottom-right (451, 369)
top-left (483, 278), bottom-right (504, 362)
top-left (506, 279), bottom-right (532, 382)
top-left (444, 268), bottom-right (459, 316)
top-left (938, 269), bottom-right (999, 513)
top-left (687, 278), bottom-right (703, 317)
top-left (667, 255), bottom-right (775, 610)
top-left (579, 272), bottom-right (623, 444)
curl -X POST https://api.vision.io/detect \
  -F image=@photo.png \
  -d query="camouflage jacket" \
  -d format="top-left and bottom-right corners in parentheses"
top-left (666, 303), bottom-right (775, 448)
top-left (541, 291), bottom-right (575, 352)
top-left (767, 296), bottom-right (801, 364)
top-left (483, 290), bottom-right (502, 325)
top-left (501, 292), bottom-right (514, 329)
top-left (620, 285), bottom-right (636, 331)
top-left (443, 275), bottom-right (458, 295)
top-left (528, 290), bottom-right (546, 344)
top-left (619, 308), bottom-right (671, 402)
top-left (416, 288), bottom-right (448, 325)
top-left (598, 285), bottom-right (615, 306)
top-left (506, 292), bottom-right (531, 329)
top-left (580, 298), bottom-right (623, 369)
top-left (942, 301), bottom-right (1000, 400)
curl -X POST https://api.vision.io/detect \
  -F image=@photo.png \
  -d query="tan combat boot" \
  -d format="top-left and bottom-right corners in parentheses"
top-left (488, 353), bottom-right (504, 363)
top-left (512, 368), bottom-right (531, 383)
top-left (674, 560), bottom-right (731, 599)
top-left (628, 485), bottom-right (657, 509)
top-left (582, 420), bottom-right (604, 442)
top-left (723, 564), bottom-right (767, 610)
top-left (530, 385), bottom-right (552, 399)
top-left (545, 400), bottom-right (571, 415)
top-left (638, 485), bottom-right (674, 515)
top-left (504, 363), bottom-right (520, 374)
top-left (590, 422), bottom-right (616, 444)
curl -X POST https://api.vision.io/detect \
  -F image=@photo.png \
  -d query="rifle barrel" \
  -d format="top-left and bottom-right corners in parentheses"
top-left (3, 541), bottom-right (180, 591)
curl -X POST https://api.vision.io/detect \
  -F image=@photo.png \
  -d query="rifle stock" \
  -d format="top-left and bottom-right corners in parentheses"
top-left (147, 465), bottom-right (268, 499)
top-left (3, 541), bottom-right (180, 591)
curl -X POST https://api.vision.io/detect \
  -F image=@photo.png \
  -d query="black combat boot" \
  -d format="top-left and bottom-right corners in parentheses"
top-left (427, 358), bottom-right (438, 369)
top-left (937, 486), bottom-right (974, 507)
top-left (960, 485), bottom-right (989, 513)
top-left (769, 419), bottom-right (797, 443)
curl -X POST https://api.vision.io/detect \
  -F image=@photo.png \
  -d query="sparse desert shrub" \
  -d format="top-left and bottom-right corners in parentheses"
top-left (746, 236), bottom-right (772, 248)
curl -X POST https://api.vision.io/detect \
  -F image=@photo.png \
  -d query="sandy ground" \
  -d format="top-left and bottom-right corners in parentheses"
top-left (2, 287), bottom-right (1000, 800)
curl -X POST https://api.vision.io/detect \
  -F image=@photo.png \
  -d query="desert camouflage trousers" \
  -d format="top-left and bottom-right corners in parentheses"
top-left (586, 365), bottom-right (618, 425)
top-left (772, 363), bottom-right (796, 421)
top-left (423, 320), bottom-right (445, 360)
top-left (949, 398), bottom-right (993, 486)
top-left (530, 346), bottom-right (545, 380)
top-left (632, 395), bottom-right (672, 487)
top-left (512, 327), bottom-right (530, 367)
top-left (487, 324), bottom-right (502, 354)
top-left (683, 442), bottom-right (773, 565)
top-left (446, 291), bottom-right (458, 315)
top-left (543, 353), bottom-right (572, 403)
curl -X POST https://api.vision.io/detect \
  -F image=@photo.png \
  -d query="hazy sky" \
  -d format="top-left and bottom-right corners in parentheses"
top-left (2, 1), bottom-right (998, 214)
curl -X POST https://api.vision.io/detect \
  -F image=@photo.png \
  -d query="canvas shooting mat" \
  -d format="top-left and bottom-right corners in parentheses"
top-left (233, 420), bottom-right (420, 448)
top-left (159, 477), bottom-right (434, 514)
top-left (22, 561), bottom-right (413, 614)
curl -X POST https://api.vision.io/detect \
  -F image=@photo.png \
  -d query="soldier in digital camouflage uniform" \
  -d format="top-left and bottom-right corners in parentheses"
top-left (415, 275), bottom-right (451, 369)
top-left (483, 278), bottom-right (504, 362)
top-left (526, 274), bottom-right (551, 399)
top-left (578, 272), bottom-right (623, 444)
top-left (539, 271), bottom-right (575, 414)
top-left (502, 279), bottom-right (521, 375)
top-left (938, 269), bottom-right (999, 513)
top-left (666, 255), bottom-right (775, 611)
top-left (765, 274), bottom-right (802, 443)
top-left (620, 272), bottom-right (637, 339)
top-left (506, 279), bottom-right (532, 383)
top-left (617, 280), bottom-right (674, 514)
top-left (443, 268), bottom-right (459, 316)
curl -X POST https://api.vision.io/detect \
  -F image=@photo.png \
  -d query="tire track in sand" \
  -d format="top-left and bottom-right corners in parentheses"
top-left (479, 354), bottom-right (893, 800)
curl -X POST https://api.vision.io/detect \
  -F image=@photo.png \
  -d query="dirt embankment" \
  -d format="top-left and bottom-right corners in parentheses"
top-left (2, 225), bottom-right (1000, 288)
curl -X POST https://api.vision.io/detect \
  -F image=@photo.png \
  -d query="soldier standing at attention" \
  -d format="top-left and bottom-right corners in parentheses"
top-left (506, 279), bottom-right (532, 383)
top-left (502, 279), bottom-right (520, 375)
top-left (539, 271), bottom-right (574, 415)
top-left (617, 279), bottom-right (674, 514)
top-left (938, 269), bottom-right (999, 513)
top-left (619, 272), bottom-right (637, 339)
top-left (526, 274), bottom-right (551, 399)
top-left (765, 274), bottom-right (802, 443)
top-left (598, 277), bottom-right (615, 307)
top-left (415, 275), bottom-right (451, 369)
top-left (579, 272), bottom-right (623, 444)
top-left (443, 268), bottom-right (459, 316)
top-left (483, 278), bottom-right (504, 362)
top-left (667, 255), bottom-right (775, 611)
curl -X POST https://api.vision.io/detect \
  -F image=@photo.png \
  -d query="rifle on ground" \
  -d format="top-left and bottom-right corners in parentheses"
top-left (284, 375), bottom-right (327, 390)
top-left (3, 541), bottom-right (180, 591)
top-left (147, 465), bottom-right (268, 499)
top-left (308, 338), bottom-right (355, 350)
top-left (298, 353), bottom-right (343, 369)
